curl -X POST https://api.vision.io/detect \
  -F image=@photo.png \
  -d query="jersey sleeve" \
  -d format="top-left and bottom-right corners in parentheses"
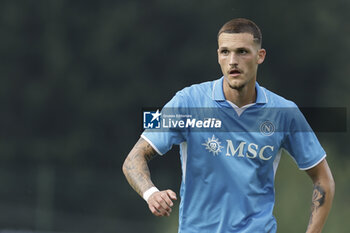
top-left (141, 92), bottom-right (187, 155)
top-left (281, 105), bottom-right (326, 170)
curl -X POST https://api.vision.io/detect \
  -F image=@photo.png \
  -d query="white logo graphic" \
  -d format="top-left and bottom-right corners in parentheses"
top-left (202, 135), bottom-right (224, 155)
top-left (150, 109), bottom-right (161, 122)
top-left (260, 121), bottom-right (275, 136)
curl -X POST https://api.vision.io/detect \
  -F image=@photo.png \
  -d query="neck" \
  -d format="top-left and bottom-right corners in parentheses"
top-left (223, 80), bottom-right (256, 108)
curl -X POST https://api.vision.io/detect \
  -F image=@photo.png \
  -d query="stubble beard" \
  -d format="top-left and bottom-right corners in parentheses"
top-left (227, 78), bottom-right (246, 91)
top-left (228, 82), bottom-right (245, 91)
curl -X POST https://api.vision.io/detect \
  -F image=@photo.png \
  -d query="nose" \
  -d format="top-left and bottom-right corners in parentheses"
top-left (229, 53), bottom-right (238, 66)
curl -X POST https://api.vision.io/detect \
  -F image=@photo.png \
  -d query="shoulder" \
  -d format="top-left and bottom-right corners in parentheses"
top-left (261, 86), bottom-right (298, 108)
top-left (171, 79), bottom-right (217, 105)
top-left (177, 79), bottom-right (215, 97)
top-left (261, 86), bottom-right (307, 126)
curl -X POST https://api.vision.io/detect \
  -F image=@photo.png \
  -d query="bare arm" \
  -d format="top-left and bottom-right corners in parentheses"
top-left (122, 137), bottom-right (177, 217)
top-left (122, 137), bottom-right (157, 196)
top-left (305, 159), bottom-right (335, 233)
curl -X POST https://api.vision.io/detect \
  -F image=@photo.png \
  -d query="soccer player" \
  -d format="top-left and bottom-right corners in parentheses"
top-left (122, 18), bottom-right (335, 233)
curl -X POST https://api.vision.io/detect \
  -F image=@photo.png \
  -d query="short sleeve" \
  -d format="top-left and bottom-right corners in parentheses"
top-left (282, 105), bottom-right (326, 170)
top-left (141, 92), bottom-right (187, 155)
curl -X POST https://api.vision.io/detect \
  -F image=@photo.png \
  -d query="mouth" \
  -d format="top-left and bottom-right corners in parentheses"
top-left (228, 69), bottom-right (242, 77)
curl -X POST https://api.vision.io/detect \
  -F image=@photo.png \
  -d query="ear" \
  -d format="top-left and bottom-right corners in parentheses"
top-left (257, 49), bottom-right (266, 64)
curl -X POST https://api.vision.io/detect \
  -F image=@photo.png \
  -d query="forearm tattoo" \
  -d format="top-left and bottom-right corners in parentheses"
top-left (308, 182), bottom-right (326, 226)
top-left (123, 138), bottom-right (158, 197)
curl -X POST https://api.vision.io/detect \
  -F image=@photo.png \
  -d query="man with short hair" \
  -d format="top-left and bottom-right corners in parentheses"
top-left (123, 18), bottom-right (335, 233)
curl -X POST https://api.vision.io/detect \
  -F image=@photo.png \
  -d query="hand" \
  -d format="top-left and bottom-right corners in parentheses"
top-left (147, 189), bottom-right (177, 217)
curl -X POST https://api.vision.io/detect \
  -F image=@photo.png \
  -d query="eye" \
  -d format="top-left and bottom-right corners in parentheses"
top-left (220, 49), bottom-right (229, 55)
top-left (238, 49), bottom-right (248, 54)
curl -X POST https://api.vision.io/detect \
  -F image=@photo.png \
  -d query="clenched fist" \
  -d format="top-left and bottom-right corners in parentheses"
top-left (147, 189), bottom-right (177, 217)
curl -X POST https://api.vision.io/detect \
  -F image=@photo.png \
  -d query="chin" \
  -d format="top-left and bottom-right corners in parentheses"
top-left (226, 79), bottom-right (245, 90)
top-left (229, 83), bottom-right (245, 90)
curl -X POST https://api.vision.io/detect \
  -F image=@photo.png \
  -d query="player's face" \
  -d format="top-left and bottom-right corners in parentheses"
top-left (217, 33), bottom-right (266, 90)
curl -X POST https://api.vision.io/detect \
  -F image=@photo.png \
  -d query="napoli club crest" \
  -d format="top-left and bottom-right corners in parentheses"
top-left (260, 121), bottom-right (275, 136)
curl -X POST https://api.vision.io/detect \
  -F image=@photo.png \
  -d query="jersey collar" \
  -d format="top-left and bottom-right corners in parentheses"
top-left (212, 77), bottom-right (268, 104)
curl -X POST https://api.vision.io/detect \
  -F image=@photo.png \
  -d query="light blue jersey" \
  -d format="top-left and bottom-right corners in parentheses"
top-left (142, 77), bottom-right (326, 233)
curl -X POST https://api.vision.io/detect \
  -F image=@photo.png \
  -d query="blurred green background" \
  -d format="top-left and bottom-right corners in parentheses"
top-left (0, 0), bottom-right (349, 232)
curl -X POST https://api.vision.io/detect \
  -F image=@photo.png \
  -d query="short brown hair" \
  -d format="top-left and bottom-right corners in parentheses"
top-left (218, 18), bottom-right (262, 46)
